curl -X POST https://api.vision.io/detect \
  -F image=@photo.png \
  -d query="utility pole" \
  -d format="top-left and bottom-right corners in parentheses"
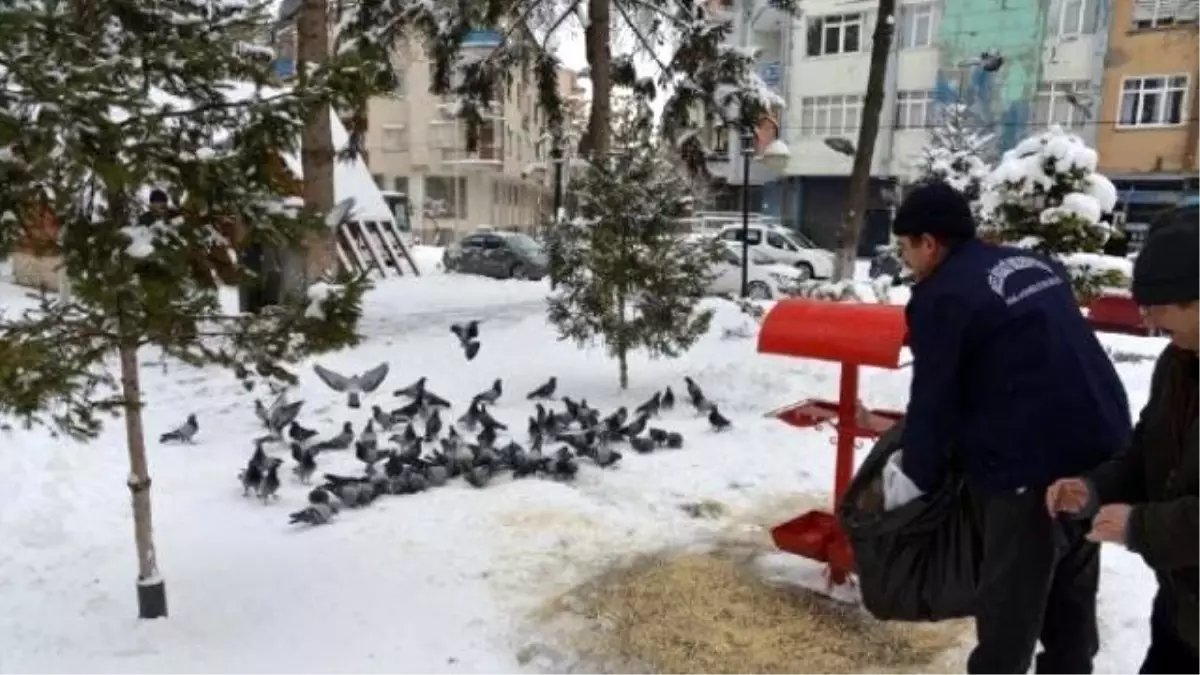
top-left (288, 0), bottom-right (337, 300)
top-left (831, 0), bottom-right (896, 281)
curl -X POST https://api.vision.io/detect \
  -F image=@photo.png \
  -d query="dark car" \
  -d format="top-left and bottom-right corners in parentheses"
top-left (442, 231), bottom-right (548, 280)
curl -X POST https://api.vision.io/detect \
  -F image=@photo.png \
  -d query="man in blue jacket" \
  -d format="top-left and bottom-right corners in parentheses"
top-left (893, 183), bottom-right (1132, 674)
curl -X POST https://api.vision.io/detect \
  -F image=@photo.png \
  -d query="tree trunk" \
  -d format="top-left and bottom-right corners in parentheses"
top-left (583, 0), bottom-right (612, 158)
top-left (832, 0), bottom-right (896, 281)
top-left (285, 0), bottom-right (337, 303)
top-left (618, 345), bottom-right (629, 390)
top-left (118, 341), bottom-right (167, 619)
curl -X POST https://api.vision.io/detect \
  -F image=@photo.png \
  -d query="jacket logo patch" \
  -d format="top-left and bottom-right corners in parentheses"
top-left (987, 256), bottom-right (1064, 307)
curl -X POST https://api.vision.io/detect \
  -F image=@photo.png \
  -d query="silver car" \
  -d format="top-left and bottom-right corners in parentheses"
top-left (442, 231), bottom-right (548, 280)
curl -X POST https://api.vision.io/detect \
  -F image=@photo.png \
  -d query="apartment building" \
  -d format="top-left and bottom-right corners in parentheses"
top-left (716, 0), bottom-right (1135, 250)
top-left (1096, 0), bottom-right (1199, 232)
top-left (269, 12), bottom-right (555, 243)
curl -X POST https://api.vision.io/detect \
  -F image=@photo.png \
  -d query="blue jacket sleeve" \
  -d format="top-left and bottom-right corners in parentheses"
top-left (900, 290), bottom-right (971, 492)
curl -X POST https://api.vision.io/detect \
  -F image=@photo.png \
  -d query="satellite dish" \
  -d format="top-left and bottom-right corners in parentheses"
top-left (823, 137), bottom-right (856, 157)
top-left (325, 197), bottom-right (357, 229)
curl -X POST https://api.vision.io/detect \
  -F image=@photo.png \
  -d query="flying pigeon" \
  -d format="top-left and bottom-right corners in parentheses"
top-left (159, 414), bottom-right (199, 444)
top-left (311, 421), bottom-right (354, 452)
top-left (526, 376), bottom-right (557, 400)
top-left (312, 362), bottom-right (390, 409)
top-left (424, 409), bottom-right (443, 441)
top-left (255, 391), bottom-right (304, 438)
top-left (289, 421), bottom-right (319, 446)
top-left (451, 321), bottom-right (482, 360)
top-left (393, 376), bottom-right (426, 399)
top-left (372, 405), bottom-right (395, 431)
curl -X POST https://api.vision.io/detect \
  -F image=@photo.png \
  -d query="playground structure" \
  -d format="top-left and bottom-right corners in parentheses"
top-left (757, 299), bottom-right (908, 585)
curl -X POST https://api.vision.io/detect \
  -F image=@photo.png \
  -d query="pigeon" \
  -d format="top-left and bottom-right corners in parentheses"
top-left (451, 321), bottom-right (482, 360)
top-left (159, 414), bottom-right (199, 444)
top-left (289, 421), bottom-right (319, 445)
top-left (458, 400), bottom-right (483, 430)
top-left (634, 392), bottom-right (662, 419)
top-left (239, 442), bottom-right (268, 496)
top-left (421, 389), bottom-right (452, 410)
top-left (685, 377), bottom-right (713, 414)
top-left (579, 443), bottom-right (622, 469)
top-left (424, 410), bottom-right (443, 441)
top-left (423, 463), bottom-right (450, 487)
top-left (257, 458), bottom-right (283, 502)
top-left (477, 405), bottom-right (507, 431)
top-left (477, 425), bottom-right (498, 450)
top-left (526, 376), bottom-right (557, 400)
top-left (312, 362), bottom-right (390, 409)
top-left (562, 397), bottom-right (580, 420)
top-left (372, 405), bottom-right (395, 431)
top-left (665, 431), bottom-right (684, 449)
top-left (602, 407), bottom-right (628, 433)
top-left (355, 440), bottom-right (387, 473)
top-left (707, 405), bottom-right (732, 432)
top-left (527, 416), bottom-right (542, 440)
top-left (465, 462), bottom-right (493, 488)
top-left (255, 391), bottom-right (304, 432)
top-left (394, 422), bottom-right (420, 448)
top-left (471, 378), bottom-right (503, 407)
top-left (289, 501), bottom-right (338, 526)
top-left (360, 420), bottom-right (378, 450)
top-left (630, 435), bottom-right (657, 454)
top-left (290, 442), bottom-right (317, 484)
top-left (648, 427), bottom-right (669, 445)
top-left (312, 421), bottom-right (354, 452)
top-left (390, 398), bottom-right (423, 423)
top-left (393, 376), bottom-right (427, 399)
top-left (620, 413), bottom-right (649, 439)
top-left (661, 387), bottom-right (676, 411)
top-left (549, 447), bottom-right (579, 480)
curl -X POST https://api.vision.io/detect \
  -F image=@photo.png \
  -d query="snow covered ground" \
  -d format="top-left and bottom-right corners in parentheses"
top-left (0, 268), bottom-right (1165, 673)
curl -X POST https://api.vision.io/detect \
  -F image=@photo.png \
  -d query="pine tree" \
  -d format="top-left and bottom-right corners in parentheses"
top-left (912, 101), bottom-right (994, 208)
top-left (979, 126), bottom-right (1123, 301)
top-left (545, 95), bottom-right (722, 389)
top-left (0, 0), bottom-right (381, 618)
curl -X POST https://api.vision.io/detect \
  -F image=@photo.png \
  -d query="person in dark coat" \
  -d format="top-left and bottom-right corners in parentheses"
top-left (892, 182), bottom-right (1133, 674)
top-left (1048, 220), bottom-right (1199, 674)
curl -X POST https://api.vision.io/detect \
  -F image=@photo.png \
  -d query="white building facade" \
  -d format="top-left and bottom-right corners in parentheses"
top-left (721, 0), bottom-right (1112, 252)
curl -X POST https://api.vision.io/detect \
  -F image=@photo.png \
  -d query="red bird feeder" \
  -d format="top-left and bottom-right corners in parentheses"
top-left (757, 298), bottom-right (908, 585)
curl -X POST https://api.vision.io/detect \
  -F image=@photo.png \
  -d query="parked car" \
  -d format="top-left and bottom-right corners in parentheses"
top-left (715, 224), bottom-right (834, 280)
top-left (442, 231), bottom-right (548, 280)
top-left (708, 242), bottom-right (804, 299)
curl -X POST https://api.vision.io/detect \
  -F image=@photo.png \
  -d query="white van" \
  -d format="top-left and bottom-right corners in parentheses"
top-left (708, 242), bottom-right (804, 299)
top-left (716, 224), bottom-right (834, 280)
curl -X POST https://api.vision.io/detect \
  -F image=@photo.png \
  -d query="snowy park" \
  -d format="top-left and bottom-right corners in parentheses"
top-left (0, 255), bottom-right (1167, 673)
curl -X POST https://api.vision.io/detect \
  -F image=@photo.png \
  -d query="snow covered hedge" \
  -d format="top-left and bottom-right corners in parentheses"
top-left (978, 127), bottom-right (1123, 301)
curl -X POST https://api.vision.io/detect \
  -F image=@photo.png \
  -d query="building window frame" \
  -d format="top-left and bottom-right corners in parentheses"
top-left (798, 94), bottom-right (863, 137)
top-left (1116, 74), bottom-right (1190, 129)
top-left (424, 176), bottom-right (468, 219)
top-left (381, 124), bottom-right (409, 153)
top-left (1034, 80), bottom-right (1092, 130)
top-left (1131, 0), bottom-right (1199, 30)
top-left (896, 2), bottom-right (938, 49)
top-left (805, 13), bottom-right (865, 57)
top-left (1052, 0), bottom-right (1098, 36)
top-left (895, 90), bottom-right (934, 129)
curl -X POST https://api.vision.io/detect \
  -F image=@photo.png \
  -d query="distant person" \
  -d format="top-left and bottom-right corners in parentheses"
top-left (892, 182), bottom-right (1132, 674)
top-left (1048, 220), bottom-right (1198, 674)
top-left (1103, 220), bottom-right (1130, 258)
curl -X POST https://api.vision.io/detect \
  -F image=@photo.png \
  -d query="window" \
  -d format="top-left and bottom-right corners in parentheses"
top-left (1052, 0), bottom-right (1098, 36)
top-left (721, 228), bottom-right (763, 245)
top-left (806, 13), bottom-right (864, 56)
top-left (897, 3), bottom-right (937, 48)
top-left (1118, 75), bottom-right (1189, 127)
top-left (1132, 0), bottom-right (1199, 29)
top-left (372, 173), bottom-right (384, 188)
top-left (392, 177), bottom-right (408, 194)
top-left (381, 124), bottom-right (408, 152)
top-left (1033, 81), bottom-right (1091, 129)
top-left (391, 66), bottom-right (406, 97)
top-left (798, 95), bottom-right (863, 137)
top-left (895, 90), bottom-right (934, 129)
top-left (766, 232), bottom-right (798, 252)
top-left (424, 176), bottom-right (468, 218)
top-left (713, 126), bottom-right (730, 155)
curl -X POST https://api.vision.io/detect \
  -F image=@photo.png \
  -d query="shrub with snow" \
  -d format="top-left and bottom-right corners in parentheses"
top-left (978, 126), bottom-right (1123, 300)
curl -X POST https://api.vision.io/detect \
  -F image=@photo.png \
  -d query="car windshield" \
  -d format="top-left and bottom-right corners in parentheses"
top-left (505, 233), bottom-right (542, 255)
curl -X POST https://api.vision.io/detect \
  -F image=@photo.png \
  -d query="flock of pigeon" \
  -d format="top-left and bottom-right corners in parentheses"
top-left (155, 320), bottom-right (735, 528)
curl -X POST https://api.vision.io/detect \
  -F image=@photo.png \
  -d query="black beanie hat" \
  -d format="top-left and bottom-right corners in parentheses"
top-left (1132, 216), bottom-right (1199, 307)
top-left (892, 182), bottom-right (977, 240)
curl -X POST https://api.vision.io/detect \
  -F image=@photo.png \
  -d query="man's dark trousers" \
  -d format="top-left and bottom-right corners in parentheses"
top-left (967, 485), bottom-right (1101, 674)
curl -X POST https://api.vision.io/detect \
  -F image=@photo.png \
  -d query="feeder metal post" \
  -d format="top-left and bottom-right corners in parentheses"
top-left (833, 363), bottom-right (860, 510)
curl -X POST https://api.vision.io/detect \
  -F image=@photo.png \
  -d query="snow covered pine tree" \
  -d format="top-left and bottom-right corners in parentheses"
top-left (979, 126), bottom-right (1123, 301)
top-left (0, 0), bottom-right (388, 618)
top-left (912, 101), bottom-right (994, 210)
top-left (545, 95), bottom-right (723, 389)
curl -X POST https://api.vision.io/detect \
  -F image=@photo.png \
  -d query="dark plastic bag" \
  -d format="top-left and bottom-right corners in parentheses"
top-left (837, 417), bottom-right (982, 622)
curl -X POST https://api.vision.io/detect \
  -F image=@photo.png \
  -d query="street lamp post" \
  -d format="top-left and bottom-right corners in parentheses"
top-left (739, 130), bottom-right (754, 297)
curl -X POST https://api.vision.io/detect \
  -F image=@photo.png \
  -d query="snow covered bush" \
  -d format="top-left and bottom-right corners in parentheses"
top-left (912, 102), bottom-right (994, 209)
top-left (979, 126), bottom-right (1122, 301)
top-left (546, 99), bottom-right (723, 389)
